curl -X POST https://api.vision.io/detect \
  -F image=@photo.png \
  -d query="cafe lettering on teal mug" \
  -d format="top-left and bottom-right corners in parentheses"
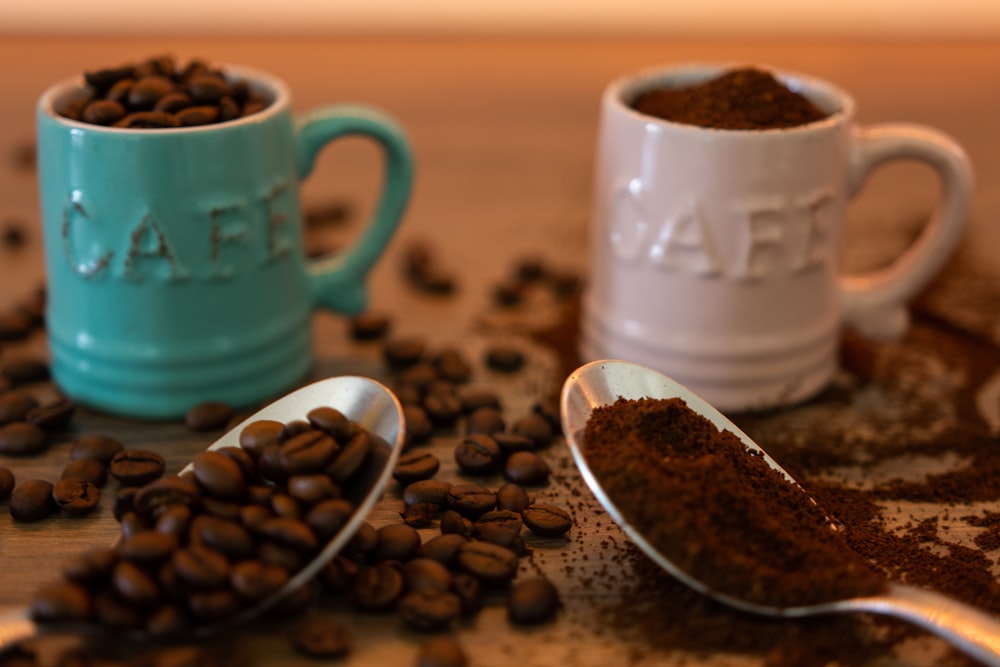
top-left (37, 65), bottom-right (413, 419)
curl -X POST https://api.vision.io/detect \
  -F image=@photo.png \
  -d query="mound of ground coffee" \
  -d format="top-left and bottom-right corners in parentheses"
top-left (631, 67), bottom-right (828, 130)
top-left (582, 396), bottom-right (886, 608)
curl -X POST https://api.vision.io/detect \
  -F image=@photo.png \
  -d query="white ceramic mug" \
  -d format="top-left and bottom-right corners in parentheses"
top-left (581, 63), bottom-right (973, 412)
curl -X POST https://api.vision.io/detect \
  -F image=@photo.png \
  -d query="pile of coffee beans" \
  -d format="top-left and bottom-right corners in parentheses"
top-left (56, 55), bottom-right (271, 129)
top-left (28, 405), bottom-right (379, 636)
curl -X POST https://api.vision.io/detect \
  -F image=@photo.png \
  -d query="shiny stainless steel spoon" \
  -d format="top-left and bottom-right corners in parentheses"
top-left (0, 374), bottom-right (405, 652)
top-left (561, 359), bottom-right (1000, 667)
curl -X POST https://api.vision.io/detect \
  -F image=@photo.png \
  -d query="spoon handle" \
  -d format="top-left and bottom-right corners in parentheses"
top-left (0, 607), bottom-right (36, 654)
top-left (858, 583), bottom-right (1000, 666)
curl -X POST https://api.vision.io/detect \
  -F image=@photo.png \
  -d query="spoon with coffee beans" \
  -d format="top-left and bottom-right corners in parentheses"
top-left (561, 359), bottom-right (1000, 667)
top-left (0, 375), bottom-right (405, 651)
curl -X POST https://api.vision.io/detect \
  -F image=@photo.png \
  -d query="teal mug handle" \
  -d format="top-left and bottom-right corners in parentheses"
top-left (294, 105), bottom-right (414, 314)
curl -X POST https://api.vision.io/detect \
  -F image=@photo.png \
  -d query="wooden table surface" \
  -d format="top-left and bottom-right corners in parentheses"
top-left (1, 35), bottom-right (1000, 666)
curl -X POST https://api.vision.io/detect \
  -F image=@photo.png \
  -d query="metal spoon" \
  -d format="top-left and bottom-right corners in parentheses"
top-left (561, 359), bottom-right (1000, 667)
top-left (0, 374), bottom-right (406, 652)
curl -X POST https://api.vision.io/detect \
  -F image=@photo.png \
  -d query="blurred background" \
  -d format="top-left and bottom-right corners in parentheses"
top-left (3, 0), bottom-right (1000, 37)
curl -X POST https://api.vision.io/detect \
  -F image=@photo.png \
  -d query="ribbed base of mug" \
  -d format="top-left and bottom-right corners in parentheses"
top-left (580, 315), bottom-right (838, 414)
top-left (48, 325), bottom-right (312, 420)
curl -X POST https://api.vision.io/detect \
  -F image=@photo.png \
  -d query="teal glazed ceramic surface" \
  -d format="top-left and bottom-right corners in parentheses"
top-left (36, 66), bottom-right (413, 418)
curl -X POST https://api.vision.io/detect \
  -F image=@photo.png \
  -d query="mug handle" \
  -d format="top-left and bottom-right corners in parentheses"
top-left (294, 105), bottom-right (414, 314)
top-left (841, 123), bottom-right (973, 339)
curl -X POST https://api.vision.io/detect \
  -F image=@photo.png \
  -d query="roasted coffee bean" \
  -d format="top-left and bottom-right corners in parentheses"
top-left (398, 589), bottom-right (462, 632)
top-left (288, 474), bottom-right (339, 505)
top-left (484, 344), bottom-right (525, 373)
top-left (401, 502), bottom-right (439, 527)
top-left (192, 450), bottom-right (246, 500)
top-left (432, 348), bottom-right (473, 383)
top-left (456, 541), bottom-right (518, 586)
top-left (52, 478), bottom-right (101, 516)
top-left (84, 65), bottom-right (135, 91)
top-left (239, 419), bottom-right (283, 458)
top-left (155, 504), bottom-right (192, 539)
top-left (1, 358), bottom-right (48, 384)
top-left (113, 559), bottom-right (160, 606)
top-left (257, 444), bottom-right (288, 484)
top-left (119, 511), bottom-right (151, 539)
top-left (281, 430), bottom-right (338, 475)
top-left (127, 74), bottom-right (176, 110)
top-left (383, 337), bottom-right (426, 369)
top-left (399, 363), bottom-right (440, 392)
top-left (326, 431), bottom-right (370, 482)
top-left (0, 390), bottom-right (38, 424)
top-left (318, 555), bottom-right (359, 592)
top-left (0, 421), bottom-right (48, 455)
top-left (403, 479), bottom-right (452, 507)
top-left (280, 419), bottom-right (314, 442)
top-left (446, 483), bottom-right (496, 519)
top-left (306, 406), bottom-right (354, 440)
top-left (459, 388), bottom-right (502, 413)
top-left (465, 407), bottom-right (505, 436)
top-left (29, 581), bottom-right (91, 623)
top-left (259, 541), bottom-right (307, 572)
top-left (10, 479), bottom-right (56, 522)
top-left (507, 576), bottom-right (560, 624)
top-left (26, 399), bottom-right (76, 431)
top-left (417, 533), bottom-right (468, 566)
top-left (454, 434), bottom-right (502, 474)
top-left (230, 560), bottom-right (289, 601)
top-left (423, 387), bottom-right (463, 427)
top-left (54, 89), bottom-right (92, 120)
top-left (190, 514), bottom-right (255, 560)
top-left (245, 484), bottom-right (274, 506)
top-left (474, 510), bottom-right (523, 548)
top-left (452, 572), bottom-right (483, 617)
top-left (217, 445), bottom-right (256, 481)
top-left (271, 492), bottom-right (301, 519)
top-left (145, 604), bottom-right (189, 638)
top-left (393, 451), bottom-right (440, 484)
top-left (259, 517), bottom-right (318, 552)
top-left (492, 277), bottom-right (527, 306)
top-left (81, 99), bottom-right (126, 125)
top-left (0, 311), bottom-right (32, 341)
top-left (186, 74), bottom-right (229, 105)
top-left (134, 475), bottom-right (200, 515)
top-left (347, 521), bottom-right (378, 556)
top-left (496, 483), bottom-right (532, 514)
top-left (372, 523), bottom-right (421, 562)
top-left (269, 582), bottom-right (315, 619)
top-left (70, 434), bottom-right (124, 464)
top-left (291, 615), bottom-right (352, 658)
top-left (240, 503), bottom-right (273, 534)
top-left (396, 385), bottom-right (423, 406)
top-left (153, 91), bottom-right (193, 113)
top-left (305, 497), bottom-right (354, 541)
top-left (63, 546), bottom-right (117, 584)
top-left (105, 77), bottom-right (135, 106)
top-left (348, 312), bottom-right (391, 341)
top-left (504, 451), bottom-right (550, 486)
top-left (61, 457), bottom-right (108, 487)
top-left (176, 105), bottom-right (220, 127)
top-left (188, 588), bottom-right (241, 621)
top-left (401, 558), bottom-right (453, 594)
top-left (113, 486), bottom-right (138, 521)
top-left (352, 562), bottom-right (404, 612)
top-left (185, 401), bottom-right (234, 431)
top-left (116, 111), bottom-right (181, 129)
top-left (118, 530), bottom-right (178, 562)
top-left (493, 432), bottom-right (535, 455)
top-left (439, 510), bottom-right (474, 537)
top-left (0, 465), bottom-right (13, 500)
top-left (522, 503), bottom-right (573, 537)
top-left (416, 636), bottom-right (468, 667)
top-left (110, 449), bottom-right (166, 486)
top-left (512, 412), bottom-right (555, 448)
top-left (172, 544), bottom-right (231, 589)
top-left (403, 405), bottom-right (434, 446)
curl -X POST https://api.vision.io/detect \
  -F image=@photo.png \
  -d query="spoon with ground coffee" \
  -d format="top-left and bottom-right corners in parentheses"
top-left (0, 374), bottom-right (405, 652)
top-left (561, 359), bottom-right (1000, 667)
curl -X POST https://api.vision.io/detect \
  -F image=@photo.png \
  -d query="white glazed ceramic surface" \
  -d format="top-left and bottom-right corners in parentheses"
top-left (581, 63), bottom-right (973, 412)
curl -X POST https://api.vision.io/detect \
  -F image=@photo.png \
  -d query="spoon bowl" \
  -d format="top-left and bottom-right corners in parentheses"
top-left (0, 374), bottom-right (405, 651)
top-left (561, 359), bottom-right (1000, 667)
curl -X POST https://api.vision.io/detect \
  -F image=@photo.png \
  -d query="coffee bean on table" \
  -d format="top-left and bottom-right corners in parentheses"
top-left (70, 435), bottom-right (125, 464)
top-left (26, 399), bottom-right (77, 432)
top-left (0, 311), bottom-right (32, 341)
top-left (465, 406), bottom-right (505, 436)
top-left (451, 572), bottom-right (483, 617)
top-left (496, 483), bottom-right (531, 514)
top-left (398, 589), bottom-right (462, 632)
top-left (62, 546), bottom-right (117, 584)
top-left (493, 432), bottom-right (535, 455)
top-left (0, 390), bottom-right (39, 424)
top-left (401, 558), bottom-right (454, 594)
top-left (61, 458), bottom-right (108, 487)
top-left (432, 348), bottom-right (473, 383)
top-left (474, 510), bottom-right (523, 548)
top-left (484, 344), bottom-right (524, 373)
top-left (0, 465), bottom-right (14, 499)
top-left (52, 478), bottom-right (101, 516)
top-left (417, 533), bottom-right (468, 566)
top-left (11, 479), bottom-right (58, 522)
top-left (318, 555), bottom-right (359, 593)
top-left (439, 510), bottom-right (473, 538)
top-left (459, 388), bottom-right (502, 413)
top-left (403, 479), bottom-right (452, 508)
top-left (352, 562), bottom-right (404, 612)
top-left (507, 576), bottom-right (560, 625)
top-left (185, 401), bottom-right (234, 431)
top-left (393, 451), bottom-right (440, 485)
top-left (503, 451), bottom-right (550, 486)
top-left (403, 405), bottom-right (434, 446)
top-left (2, 358), bottom-right (50, 384)
top-left (416, 635), bottom-right (468, 667)
top-left (511, 412), bottom-right (555, 448)
top-left (456, 541), bottom-right (518, 587)
top-left (349, 312), bottom-right (391, 341)
top-left (383, 337), bottom-right (426, 369)
top-left (0, 422), bottom-right (48, 456)
top-left (372, 523), bottom-right (421, 562)
top-left (522, 503), bottom-right (573, 537)
top-left (291, 615), bottom-right (352, 658)
top-left (110, 449), bottom-right (166, 486)
top-left (454, 434), bottom-right (502, 474)
top-left (446, 483), bottom-right (496, 519)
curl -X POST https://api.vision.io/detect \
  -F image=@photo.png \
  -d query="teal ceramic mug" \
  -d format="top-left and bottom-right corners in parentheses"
top-left (36, 65), bottom-right (413, 419)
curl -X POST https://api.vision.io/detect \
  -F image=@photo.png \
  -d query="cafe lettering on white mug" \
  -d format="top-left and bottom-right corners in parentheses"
top-left (608, 178), bottom-right (835, 280)
top-left (59, 179), bottom-right (297, 282)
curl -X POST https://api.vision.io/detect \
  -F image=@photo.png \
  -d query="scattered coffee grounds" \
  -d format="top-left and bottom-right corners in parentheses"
top-left (582, 396), bottom-right (886, 607)
top-left (632, 67), bottom-right (828, 130)
top-left (56, 55), bottom-right (271, 128)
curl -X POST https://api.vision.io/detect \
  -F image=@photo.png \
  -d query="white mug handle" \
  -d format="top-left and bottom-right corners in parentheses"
top-left (841, 123), bottom-right (973, 339)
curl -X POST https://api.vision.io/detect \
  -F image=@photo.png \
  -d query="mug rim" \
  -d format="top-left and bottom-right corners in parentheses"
top-left (607, 62), bottom-right (854, 134)
top-left (37, 63), bottom-right (291, 134)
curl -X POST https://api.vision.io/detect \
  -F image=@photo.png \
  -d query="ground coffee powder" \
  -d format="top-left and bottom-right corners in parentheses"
top-left (581, 396), bottom-right (886, 608)
top-left (631, 67), bottom-right (828, 130)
